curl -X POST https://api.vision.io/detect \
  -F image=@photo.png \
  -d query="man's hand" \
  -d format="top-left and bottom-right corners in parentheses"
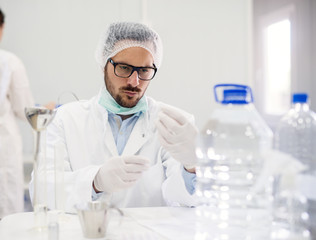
top-left (93, 156), bottom-right (150, 193)
top-left (156, 104), bottom-right (198, 170)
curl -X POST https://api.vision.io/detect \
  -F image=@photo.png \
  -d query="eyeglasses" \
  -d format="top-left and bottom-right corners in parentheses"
top-left (108, 58), bottom-right (157, 81)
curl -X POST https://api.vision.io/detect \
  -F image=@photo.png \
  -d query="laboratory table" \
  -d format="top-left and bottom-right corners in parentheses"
top-left (0, 207), bottom-right (197, 240)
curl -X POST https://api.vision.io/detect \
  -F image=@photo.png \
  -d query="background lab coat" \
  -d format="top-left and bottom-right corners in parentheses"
top-left (30, 91), bottom-right (197, 213)
top-left (0, 49), bottom-right (34, 218)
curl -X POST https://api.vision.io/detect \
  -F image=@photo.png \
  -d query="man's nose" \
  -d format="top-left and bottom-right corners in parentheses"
top-left (127, 70), bottom-right (140, 87)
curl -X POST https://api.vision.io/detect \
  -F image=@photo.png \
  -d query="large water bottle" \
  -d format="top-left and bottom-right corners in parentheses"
top-left (195, 84), bottom-right (273, 240)
top-left (274, 93), bottom-right (316, 240)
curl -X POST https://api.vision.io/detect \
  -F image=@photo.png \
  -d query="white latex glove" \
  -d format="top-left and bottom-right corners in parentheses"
top-left (156, 104), bottom-right (198, 169)
top-left (252, 149), bottom-right (306, 194)
top-left (93, 156), bottom-right (150, 193)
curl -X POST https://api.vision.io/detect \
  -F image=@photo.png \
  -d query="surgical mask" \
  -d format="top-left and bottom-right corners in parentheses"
top-left (98, 87), bottom-right (148, 115)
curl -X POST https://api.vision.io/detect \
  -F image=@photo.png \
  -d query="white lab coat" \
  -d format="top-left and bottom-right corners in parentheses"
top-left (0, 49), bottom-right (34, 218)
top-left (30, 90), bottom-right (196, 213)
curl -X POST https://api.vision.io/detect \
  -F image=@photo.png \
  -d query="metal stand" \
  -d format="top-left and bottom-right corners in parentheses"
top-left (25, 107), bottom-right (56, 230)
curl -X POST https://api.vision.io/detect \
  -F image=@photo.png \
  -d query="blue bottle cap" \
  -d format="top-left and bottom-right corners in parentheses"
top-left (222, 89), bottom-right (248, 104)
top-left (292, 93), bottom-right (308, 103)
top-left (214, 84), bottom-right (253, 105)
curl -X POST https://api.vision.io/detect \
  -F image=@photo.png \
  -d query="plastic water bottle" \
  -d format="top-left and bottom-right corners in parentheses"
top-left (274, 93), bottom-right (316, 240)
top-left (195, 84), bottom-right (273, 240)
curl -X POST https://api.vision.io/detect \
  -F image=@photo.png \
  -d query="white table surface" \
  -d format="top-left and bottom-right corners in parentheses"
top-left (0, 207), bottom-right (197, 240)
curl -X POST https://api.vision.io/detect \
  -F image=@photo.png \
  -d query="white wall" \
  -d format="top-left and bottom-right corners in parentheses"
top-left (0, 0), bottom-right (252, 149)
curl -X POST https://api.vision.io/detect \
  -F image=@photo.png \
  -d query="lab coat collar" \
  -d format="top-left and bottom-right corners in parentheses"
top-left (91, 95), bottom-right (118, 157)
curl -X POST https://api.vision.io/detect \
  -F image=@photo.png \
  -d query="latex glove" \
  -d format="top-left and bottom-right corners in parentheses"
top-left (93, 156), bottom-right (150, 193)
top-left (156, 104), bottom-right (198, 170)
top-left (252, 150), bottom-right (307, 194)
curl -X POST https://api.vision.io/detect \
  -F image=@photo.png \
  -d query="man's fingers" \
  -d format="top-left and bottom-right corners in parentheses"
top-left (120, 172), bottom-right (143, 182)
top-left (123, 156), bottom-right (150, 166)
top-left (124, 163), bottom-right (149, 172)
top-left (157, 111), bottom-right (183, 135)
top-left (159, 104), bottom-right (190, 125)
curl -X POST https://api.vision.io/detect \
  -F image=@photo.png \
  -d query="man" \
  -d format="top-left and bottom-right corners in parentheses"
top-left (0, 8), bottom-right (35, 218)
top-left (30, 22), bottom-right (197, 212)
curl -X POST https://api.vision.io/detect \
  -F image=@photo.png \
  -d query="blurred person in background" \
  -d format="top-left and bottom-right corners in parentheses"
top-left (0, 8), bottom-right (54, 219)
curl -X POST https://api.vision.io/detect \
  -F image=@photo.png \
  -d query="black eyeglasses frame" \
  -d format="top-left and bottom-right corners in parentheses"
top-left (108, 58), bottom-right (157, 81)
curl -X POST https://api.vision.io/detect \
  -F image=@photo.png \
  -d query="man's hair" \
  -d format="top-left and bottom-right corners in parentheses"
top-left (0, 9), bottom-right (5, 26)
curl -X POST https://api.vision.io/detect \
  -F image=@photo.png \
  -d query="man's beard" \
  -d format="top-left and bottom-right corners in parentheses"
top-left (115, 85), bottom-right (142, 108)
top-left (104, 71), bottom-right (145, 108)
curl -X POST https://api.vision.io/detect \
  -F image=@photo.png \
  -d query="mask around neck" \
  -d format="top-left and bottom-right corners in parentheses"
top-left (98, 87), bottom-right (148, 115)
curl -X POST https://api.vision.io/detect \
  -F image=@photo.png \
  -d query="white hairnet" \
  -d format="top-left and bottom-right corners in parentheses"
top-left (95, 22), bottom-right (163, 69)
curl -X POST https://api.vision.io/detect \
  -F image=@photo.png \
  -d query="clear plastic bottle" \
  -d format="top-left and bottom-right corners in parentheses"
top-left (274, 93), bottom-right (316, 240)
top-left (274, 93), bottom-right (316, 173)
top-left (195, 84), bottom-right (273, 240)
top-left (271, 179), bottom-right (310, 240)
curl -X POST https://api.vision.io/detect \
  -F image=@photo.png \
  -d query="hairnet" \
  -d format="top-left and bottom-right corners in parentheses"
top-left (95, 22), bottom-right (163, 69)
